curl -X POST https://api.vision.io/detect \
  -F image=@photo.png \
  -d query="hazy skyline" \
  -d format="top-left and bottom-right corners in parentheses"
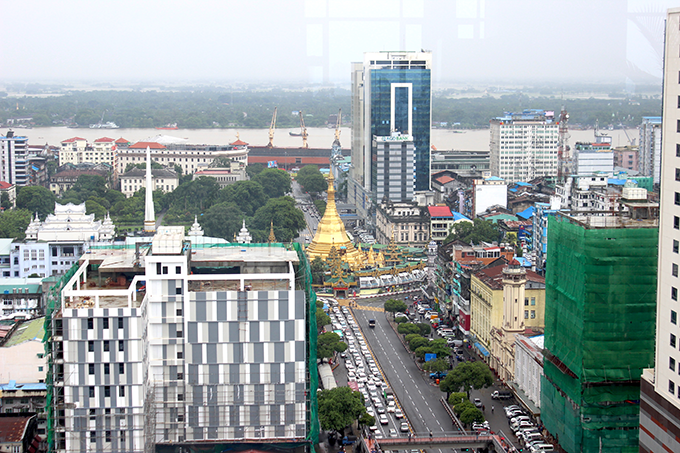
top-left (0, 0), bottom-right (675, 87)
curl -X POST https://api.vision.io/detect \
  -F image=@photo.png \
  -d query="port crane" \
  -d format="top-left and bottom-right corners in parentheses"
top-left (334, 108), bottom-right (342, 143)
top-left (267, 107), bottom-right (277, 149)
top-left (299, 111), bottom-right (309, 149)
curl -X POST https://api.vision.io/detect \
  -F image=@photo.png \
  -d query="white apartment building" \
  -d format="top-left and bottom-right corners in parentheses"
top-left (472, 176), bottom-right (507, 216)
top-left (59, 137), bottom-right (116, 166)
top-left (640, 8), bottom-right (680, 453)
top-left (0, 131), bottom-right (30, 186)
top-left (119, 167), bottom-right (179, 198)
top-left (48, 228), bottom-right (311, 452)
top-left (639, 116), bottom-right (662, 185)
top-left (489, 110), bottom-right (559, 183)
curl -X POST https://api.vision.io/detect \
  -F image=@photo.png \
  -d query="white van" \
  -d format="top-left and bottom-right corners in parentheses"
top-left (529, 444), bottom-right (553, 452)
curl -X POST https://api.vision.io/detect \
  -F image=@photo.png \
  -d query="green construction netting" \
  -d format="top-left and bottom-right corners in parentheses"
top-left (43, 262), bottom-right (80, 453)
top-left (293, 242), bottom-right (320, 446)
top-left (542, 215), bottom-right (657, 453)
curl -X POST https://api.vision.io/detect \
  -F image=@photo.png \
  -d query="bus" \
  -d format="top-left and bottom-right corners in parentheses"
top-left (368, 319), bottom-right (376, 328)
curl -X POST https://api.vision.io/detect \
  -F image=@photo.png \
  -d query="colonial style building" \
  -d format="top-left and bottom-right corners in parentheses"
top-left (119, 167), bottom-right (179, 198)
top-left (375, 200), bottom-right (429, 247)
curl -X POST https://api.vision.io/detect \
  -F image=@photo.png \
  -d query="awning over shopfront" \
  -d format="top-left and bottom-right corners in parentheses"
top-left (474, 341), bottom-right (490, 357)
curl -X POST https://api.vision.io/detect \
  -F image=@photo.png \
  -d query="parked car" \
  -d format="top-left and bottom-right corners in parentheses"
top-left (474, 398), bottom-right (483, 408)
top-left (492, 390), bottom-right (513, 399)
top-left (400, 422), bottom-right (410, 432)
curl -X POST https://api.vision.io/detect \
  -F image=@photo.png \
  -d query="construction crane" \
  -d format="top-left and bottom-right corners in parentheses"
top-left (299, 111), bottom-right (309, 149)
top-left (267, 107), bottom-right (277, 148)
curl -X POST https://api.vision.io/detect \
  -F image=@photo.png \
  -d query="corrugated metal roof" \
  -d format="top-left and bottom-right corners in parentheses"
top-left (3, 317), bottom-right (45, 347)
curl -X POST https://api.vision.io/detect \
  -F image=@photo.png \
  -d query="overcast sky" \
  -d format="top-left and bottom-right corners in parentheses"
top-left (0, 0), bottom-right (676, 87)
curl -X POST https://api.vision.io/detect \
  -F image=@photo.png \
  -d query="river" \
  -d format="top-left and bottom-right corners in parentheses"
top-left (5, 126), bottom-right (639, 150)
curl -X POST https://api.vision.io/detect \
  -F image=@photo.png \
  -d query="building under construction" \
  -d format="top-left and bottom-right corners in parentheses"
top-left (44, 227), bottom-right (318, 452)
top-left (541, 196), bottom-right (658, 452)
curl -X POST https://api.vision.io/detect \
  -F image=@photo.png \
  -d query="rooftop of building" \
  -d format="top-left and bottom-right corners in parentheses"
top-left (474, 264), bottom-right (545, 291)
top-left (0, 414), bottom-right (34, 443)
top-left (2, 317), bottom-right (44, 347)
top-left (0, 278), bottom-right (42, 295)
top-left (94, 137), bottom-right (115, 143)
top-left (492, 109), bottom-right (556, 123)
top-left (0, 381), bottom-right (47, 392)
top-left (128, 141), bottom-right (167, 150)
top-left (121, 167), bottom-right (178, 178)
top-left (61, 137), bottom-right (86, 143)
top-left (428, 206), bottom-right (452, 218)
top-left (0, 181), bottom-right (12, 190)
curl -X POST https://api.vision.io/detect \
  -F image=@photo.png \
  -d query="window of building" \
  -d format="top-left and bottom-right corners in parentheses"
top-left (118, 340), bottom-right (124, 352)
top-left (673, 287), bottom-right (678, 301)
top-left (102, 318), bottom-right (109, 329)
top-left (677, 168), bottom-right (680, 182)
top-left (672, 333), bottom-right (677, 348)
top-left (176, 309), bottom-right (182, 316)
top-left (675, 264), bottom-right (679, 278)
top-left (177, 372), bottom-right (184, 380)
top-left (177, 330), bottom-right (183, 338)
top-left (162, 266), bottom-right (168, 275)
top-left (675, 192), bottom-right (680, 206)
top-left (89, 386), bottom-right (94, 398)
top-left (156, 263), bottom-right (161, 275)
top-left (177, 351), bottom-right (183, 359)
top-left (104, 386), bottom-right (110, 398)
top-left (119, 386), bottom-right (125, 397)
top-left (670, 380), bottom-right (676, 395)
top-left (88, 341), bottom-right (94, 352)
top-left (524, 310), bottom-right (529, 319)
top-left (38, 366), bottom-right (43, 372)
top-left (531, 310), bottom-right (536, 319)
top-left (104, 364), bottom-right (109, 375)
top-left (105, 431), bottom-right (111, 443)
top-left (673, 310), bottom-right (678, 325)
top-left (524, 299), bottom-right (529, 306)
top-left (88, 364), bottom-right (95, 375)
top-left (176, 287), bottom-right (182, 295)
top-left (118, 317), bottom-right (123, 329)
top-left (671, 357), bottom-right (676, 371)
top-left (176, 266), bottom-right (181, 274)
top-left (675, 240), bottom-right (679, 254)
top-left (90, 431), bottom-right (97, 443)
top-left (178, 393), bottom-right (184, 401)
top-left (675, 216), bottom-right (679, 230)
top-left (87, 318), bottom-right (93, 329)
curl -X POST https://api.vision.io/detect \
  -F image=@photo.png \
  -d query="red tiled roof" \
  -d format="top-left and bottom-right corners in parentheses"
top-left (195, 169), bottom-right (232, 175)
top-left (61, 137), bottom-right (86, 143)
top-left (115, 137), bottom-right (130, 143)
top-left (0, 181), bottom-right (13, 189)
top-left (0, 415), bottom-right (34, 443)
top-left (428, 206), bottom-right (452, 217)
top-left (94, 137), bottom-right (115, 143)
top-left (436, 175), bottom-right (454, 184)
top-left (230, 139), bottom-right (248, 146)
top-left (128, 141), bottom-right (166, 150)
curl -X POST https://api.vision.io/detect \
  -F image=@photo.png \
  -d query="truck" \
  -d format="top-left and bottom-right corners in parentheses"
top-left (342, 436), bottom-right (358, 445)
top-left (491, 390), bottom-right (513, 400)
top-left (368, 319), bottom-right (376, 328)
top-left (383, 387), bottom-right (394, 403)
top-left (429, 371), bottom-right (448, 380)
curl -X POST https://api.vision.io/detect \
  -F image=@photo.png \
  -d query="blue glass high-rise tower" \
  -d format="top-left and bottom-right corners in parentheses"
top-left (349, 51), bottom-right (432, 224)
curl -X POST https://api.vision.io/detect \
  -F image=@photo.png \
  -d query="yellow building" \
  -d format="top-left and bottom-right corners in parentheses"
top-left (470, 263), bottom-right (545, 352)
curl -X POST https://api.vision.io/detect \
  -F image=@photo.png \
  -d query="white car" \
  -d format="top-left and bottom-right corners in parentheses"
top-left (379, 414), bottom-right (389, 425)
top-left (389, 429), bottom-right (398, 438)
top-left (400, 422), bottom-right (410, 432)
top-left (369, 425), bottom-right (378, 432)
top-left (387, 402), bottom-right (396, 413)
top-left (395, 409), bottom-right (404, 419)
top-left (366, 407), bottom-right (375, 417)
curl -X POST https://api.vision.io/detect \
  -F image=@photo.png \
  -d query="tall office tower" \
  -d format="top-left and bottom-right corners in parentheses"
top-left (348, 51), bottom-right (432, 224)
top-left (45, 227), bottom-right (316, 452)
top-left (489, 109), bottom-right (559, 183)
top-left (639, 116), bottom-right (662, 185)
top-left (640, 8), bottom-right (680, 452)
top-left (0, 130), bottom-right (29, 185)
top-left (542, 206), bottom-right (658, 452)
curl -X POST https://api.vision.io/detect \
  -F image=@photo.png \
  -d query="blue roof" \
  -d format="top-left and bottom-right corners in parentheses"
top-left (0, 382), bottom-right (47, 391)
top-left (486, 176), bottom-right (504, 181)
top-left (608, 178), bottom-right (626, 185)
top-left (509, 188), bottom-right (517, 193)
top-left (514, 256), bottom-right (532, 267)
top-left (517, 207), bottom-right (535, 220)
top-left (452, 212), bottom-right (471, 222)
top-left (514, 182), bottom-right (532, 187)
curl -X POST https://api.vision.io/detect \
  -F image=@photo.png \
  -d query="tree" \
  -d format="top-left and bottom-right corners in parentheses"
top-left (0, 209), bottom-right (31, 239)
top-left (394, 317), bottom-right (408, 324)
top-left (0, 192), bottom-right (11, 210)
top-left (407, 336), bottom-right (430, 352)
top-left (85, 199), bottom-right (106, 220)
top-left (313, 199), bottom-right (326, 217)
top-left (460, 407), bottom-right (485, 425)
top-left (317, 387), bottom-right (369, 433)
top-left (397, 323), bottom-right (420, 336)
top-left (316, 308), bottom-right (331, 330)
top-left (423, 357), bottom-right (450, 373)
top-left (200, 202), bottom-right (244, 240)
top-left (453, 400), bottom-right (475, 416)
top-left (217, 180), bottom-right (268, 217)
top-left (446, 218), bottom-right (500, 244)
top-left (296, 165), bottom-right (327, 195)
top-left (448, 392), bottom-right (467, 406)
top-left (124, 161), bottom-right (164, 172)
top-left (251, 196), bottom-right (306, 242)
top-left (310, 257), bottom-right (325, 285)
top-left (246, 163), bottom-right (265, 178)
top-left (16, 186), bottom-right (55, 219)
top-left (209, 156), bottom-right (232, 168)
top-left (317, 332), bottom-right (347, 360)
top-left (404, 333), bottom-right (421, 345)
top-left (416, 322), bottom-right (431, 336)
top-left (252, 169), bottom-right (291, 198)
top-left (384, 299), bottom-right (408, 315)
top-left (439, 361), bottom-right (494, 398)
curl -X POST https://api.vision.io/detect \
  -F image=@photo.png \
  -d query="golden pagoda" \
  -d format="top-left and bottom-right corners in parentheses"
top-left (305, 172), bottom-right (365, 269)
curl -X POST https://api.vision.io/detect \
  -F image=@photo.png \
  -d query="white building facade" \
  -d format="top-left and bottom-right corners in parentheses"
top-left (514, 334), bottom-right (543, 409)
top-left (639, 8), bottom-right (680, 453)
top-left (0, 131), bottom-right (30, 186)
top-left (472, 176), bottom-right (507, 216)
top-left (639, 116), bottom-right (662, 185)
top-left (489, 110), bottom-right (559, 183)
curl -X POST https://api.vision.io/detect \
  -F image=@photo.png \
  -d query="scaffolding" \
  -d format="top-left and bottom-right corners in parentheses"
top-left (541, 214), bottom-right (657, 452)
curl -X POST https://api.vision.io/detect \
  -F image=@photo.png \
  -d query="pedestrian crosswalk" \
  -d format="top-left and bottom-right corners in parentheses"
top-left (354, 305), bottom-right (384, 312)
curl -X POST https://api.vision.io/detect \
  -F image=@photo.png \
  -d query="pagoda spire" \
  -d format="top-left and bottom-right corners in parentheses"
top-left (268, 220), bottom-right (277, 243)
top-left (143, 146), bottom-right (156, 233)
